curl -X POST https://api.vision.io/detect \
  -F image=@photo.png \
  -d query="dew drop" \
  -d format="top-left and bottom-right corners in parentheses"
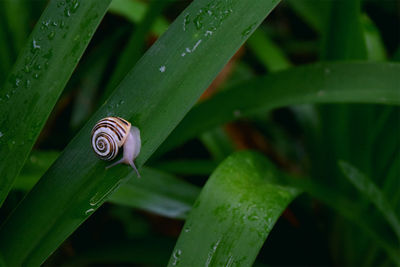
top-left (31, 39), bottom-right (41, 52)
top-left (48, 31), bottom-right (55, 40)
top-left (248, 214), bottom-right (259, 221)
top-left (183, 13), bottom-right (190, 31)
top-left (241, 23), bottom-right (257, 38)
top-left (72, 1), bottom-right (79, 12)
top-left (184, 223), bottom-right (192, 232)
top-left (226, 256), bottom-right (234, 267)
top-left (85, 208), bottom-right (95, 215)
top-left (15, 78), bottom-right (21, 87)
top-left (193, 15), bottom-right (203, 30)
top-left (64, 8), bottom-right (71, 17)
top-left (192, 39), bottom-right (202, 51)
top-left (89, 180), bottom-right (123, 207)
top-left (57, 1), bottom-right (65, 7)
top-left (42, 20), bottom-right (50, 28)
top-left (205, 239), bottom-right (220, 267)
top-left (171, 249), bottom-right (182, 266)
top-left (24, 65), bottom-right (31, 73)
top-left (205, 30), bottom-right (213, 37)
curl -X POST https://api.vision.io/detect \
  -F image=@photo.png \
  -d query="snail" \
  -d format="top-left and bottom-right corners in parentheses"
top-left (91, 117), bottom-right (141, 177)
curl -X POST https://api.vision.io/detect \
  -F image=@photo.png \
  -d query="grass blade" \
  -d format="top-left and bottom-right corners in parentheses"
top-left (0, 0), bottom-right (112, 206)
top-left (339, 161), bottom-right (400, 241)
top-left (282, 175), bottom-right (400, 264)
top-left (0, 11), bottom-right (14, 83)
top-left (102, 0), bottom-right (170, 101)
top-left (13, 151), bottom-right (200, 220)
top-left (2, 0), bottom-right (29, 54)
top-left (362, 15), bottom-right (387, 61)
top-left (286, 0), bottom-right (329, 33)
top-left (168, 151), bottom-right (300, 266)
top-left (108, 0), bottom-right (168, 36)
top-left (322, 0), bottom-right (367, 60)
top-left (200, 128), bottom-right (235, 162)
top-left (158, 62), bottom-right (400, 154)
top-left (109, 167), bottom-right (200, 219)
top-left (247, 29), bottom-right (292, 72)
top-left (0, 0), bottom-right (282, 265)
top-left (13, 150), bottom-right (59, 191)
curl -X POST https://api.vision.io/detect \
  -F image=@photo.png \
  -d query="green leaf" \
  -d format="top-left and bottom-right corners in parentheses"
top-left (109, 167), bottom-right (200, 219)
top-left (0, 0), bottom-right (112, 206)
top-left (102, 0), bottom-right (170, 101)
top-left (108, 0), bottom-right (168, 36)
top-left (1, 0), bottom-right (29, 54)
top-left (361, 15), bottom-right (387, 61)
top-left (322, 0), bottom-right (367, 60)
top-left (281, 175), bottom-right (400, 264)
top-left (200, 128), bottom-right (235, 162)
top-left (168, 151), bottom-right (300, 266)
top-left (13, 150), bottom-right (59, 191)
top-left (286, 0), bottom-right (330, 33)
top-left (158, 62), bottom-right (400, 154)
top-left (0, 12), bottom-right (14, 83)
top-left (14, 151), bottom-right (200, 220)
top-left (383, 151), bottom-right (400, 209)
top-left (70, 29), bottom-right (125, 129)
top-left (0, 0), bottom-right (282, 265)
top-left (247, 29), bottom-right (292, 72)
top-left (339, 161), bottom-right (400, 241)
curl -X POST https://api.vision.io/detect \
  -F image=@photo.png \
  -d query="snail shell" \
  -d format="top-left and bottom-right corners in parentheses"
top-left (91, 117), bottom-right (141, 177)
top-left (91, 117), bottom-right (131, 161)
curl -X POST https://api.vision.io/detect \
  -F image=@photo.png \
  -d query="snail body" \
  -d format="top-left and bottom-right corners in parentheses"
top-left (91, 117), bottom-right (141, 177)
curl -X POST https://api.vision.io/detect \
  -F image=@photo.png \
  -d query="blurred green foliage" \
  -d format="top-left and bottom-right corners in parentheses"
top-left (0, 0), bottom-right (399, 265)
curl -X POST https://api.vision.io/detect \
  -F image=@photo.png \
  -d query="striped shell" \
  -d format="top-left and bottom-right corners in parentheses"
top-left (91, 117), bottom-right (131, 161)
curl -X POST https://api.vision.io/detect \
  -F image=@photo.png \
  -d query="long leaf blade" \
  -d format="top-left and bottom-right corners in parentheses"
top-left (168, 151), bottom-right (300, 266)
top-left (282, 175), bottom-right (400, 264)
top-left (13, 151), bottom-right (200, 220)
top-left (109, 167), bottom-right (200, 220)
top-left (159, 62), bottom-right (400, 154)
top-left (0, 0), bottom-right (112, 206)
top-left (102, 0), bottom-right (170, 101)
top-left (339, 161), bottom-right (400, 241)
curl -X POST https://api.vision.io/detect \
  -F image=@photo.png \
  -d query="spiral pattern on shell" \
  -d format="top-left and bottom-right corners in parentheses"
top-left (91, 117), bottom-right (131, 161)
